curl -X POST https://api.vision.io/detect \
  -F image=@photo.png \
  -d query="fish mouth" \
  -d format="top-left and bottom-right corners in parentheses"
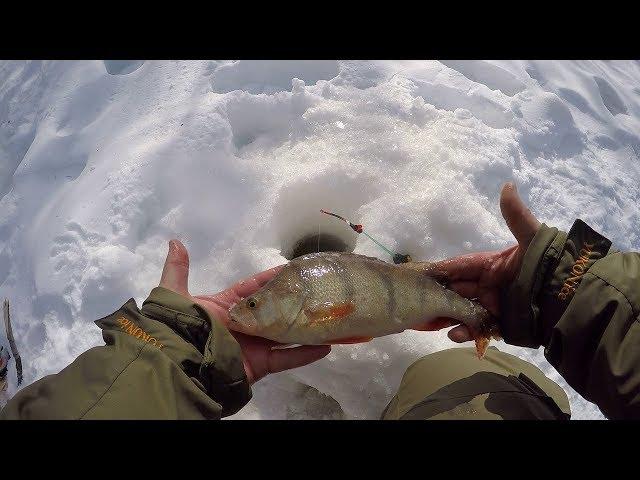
top-left (227, 305), bottom-right (256, 334)
top-left (227, 307), bottom-right (242, 328)
top-left (228, 302), bottom-right (238, 320)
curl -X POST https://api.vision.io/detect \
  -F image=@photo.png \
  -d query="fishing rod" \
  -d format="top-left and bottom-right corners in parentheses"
top-left (320, 209), bottom-right (411, 264)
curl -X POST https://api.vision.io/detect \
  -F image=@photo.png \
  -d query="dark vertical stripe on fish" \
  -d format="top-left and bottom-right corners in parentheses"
top-left (335, 256), bottom-right (356, 302)
top-left (320, 255), bottom-right (352, 306)
top-left (419, 274), bottom-right (427, 314)
top-left (369, 262), bottom-right (396, 320)
top-left (419, 275), bottom-right (440, 314)
top-left (292, 263), bottom-right (311, 293)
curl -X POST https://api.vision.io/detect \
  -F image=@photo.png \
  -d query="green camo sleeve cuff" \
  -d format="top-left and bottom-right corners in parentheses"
top-left (501, 220), bottom-right (612, 348)
top-left (142, 287), bottom-right (251, 416)
top-left (501, 224), bottom-right (565, 348)
top-left (537, 219), bottom-right (612, 345)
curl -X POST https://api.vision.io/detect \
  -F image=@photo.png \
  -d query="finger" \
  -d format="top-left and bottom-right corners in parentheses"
top-left (268, 345), bottom-right (331, 374)
top-left (193, 265), bottom-right (286, 310)
top-left (159, 239), bottom-right (190, 295)
top-left (232, 331), bottom-right (281, 349)
top-left (193, 297), bottom-right (234, 325)
top-left (194, 294), bottom-right (221, 303)
top-left (448, 280), bottom-right (480, 299)
top-left (500, 182), bottom-right (540, 247)
top-left (448, 325), bottom-right (473, 343)
top-left (231, 265), bottom-right (285, 298)
top-left (195, 291), bottom-right (242, 311)
top-left (429, 252), bottom-right (494, 282)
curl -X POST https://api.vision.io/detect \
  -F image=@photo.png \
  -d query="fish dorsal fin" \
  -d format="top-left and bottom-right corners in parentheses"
top-left (398, 261), bottom-right (449, 280)
top-left (296, 252), bottom-right (392, 266)
top-left (398, 261), bottom-right (432, 271)
top-left (341, 252), bottom-right (391, 265)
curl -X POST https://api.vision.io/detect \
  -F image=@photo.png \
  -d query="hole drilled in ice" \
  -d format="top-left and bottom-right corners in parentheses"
top-left (286, 233), bottom-right (351, 260)
top-left (272, 172), bottom-right (382, 261)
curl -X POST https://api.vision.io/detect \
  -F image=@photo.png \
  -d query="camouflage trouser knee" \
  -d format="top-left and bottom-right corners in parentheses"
top-left (381, 346), bottom-right (571, 420)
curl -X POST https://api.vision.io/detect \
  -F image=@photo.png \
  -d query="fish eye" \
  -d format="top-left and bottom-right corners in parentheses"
top-left (247, 298), bottom-right (257, 309)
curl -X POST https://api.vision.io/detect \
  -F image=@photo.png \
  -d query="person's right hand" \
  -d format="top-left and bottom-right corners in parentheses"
top-left (429, 182), bottom-right (541, 343)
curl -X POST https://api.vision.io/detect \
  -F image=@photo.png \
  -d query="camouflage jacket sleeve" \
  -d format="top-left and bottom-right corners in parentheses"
top-left (0, 287), bottom-right (251, 419)
top-left (501, 219), bottom-right (640, 419)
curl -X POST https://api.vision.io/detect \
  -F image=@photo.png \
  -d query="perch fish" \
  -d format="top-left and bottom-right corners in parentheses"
top-left (229, 252), bottom-right (500, 358)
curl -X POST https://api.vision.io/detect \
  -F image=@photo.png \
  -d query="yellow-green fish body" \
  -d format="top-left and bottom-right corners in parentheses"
top-left (229, 252), bottom-right (498, 357)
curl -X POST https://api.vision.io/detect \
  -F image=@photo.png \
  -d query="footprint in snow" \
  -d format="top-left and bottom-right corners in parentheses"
top-left (594, 76), bottom-right (628, 116)
top-left (103, 60), bottom-right (144, 75)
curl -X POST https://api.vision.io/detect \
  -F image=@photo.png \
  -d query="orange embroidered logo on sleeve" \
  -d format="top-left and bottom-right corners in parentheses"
top-left (557, 242), bottom-right (597, 301)
top-left (116, 317), bottom-right (165, 349)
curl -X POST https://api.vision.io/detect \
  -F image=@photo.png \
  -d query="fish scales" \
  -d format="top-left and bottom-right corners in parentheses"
top-left (229, 252), bottom-right (499, 357)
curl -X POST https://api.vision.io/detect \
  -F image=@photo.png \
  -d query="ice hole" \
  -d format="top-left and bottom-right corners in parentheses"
top-left (272, 171), bottom-right (382, 261)
top-left (285, 232), bottom-right (352, 260)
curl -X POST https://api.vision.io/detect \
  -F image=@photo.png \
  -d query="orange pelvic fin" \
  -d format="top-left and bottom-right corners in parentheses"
top-left (306, 302), bottom-right (355, 323)
top-left (325, 336), bottom-right (373, 344)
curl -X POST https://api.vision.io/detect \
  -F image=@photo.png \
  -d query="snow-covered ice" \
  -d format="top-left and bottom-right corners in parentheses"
top-left (2, 60), bottom-right (640, 419)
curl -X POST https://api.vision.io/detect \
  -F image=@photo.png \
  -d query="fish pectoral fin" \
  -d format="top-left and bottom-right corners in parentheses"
top-left (305, 302), bottom-right (355, 323)
top-left (324, 336), bottom-right (373, 344)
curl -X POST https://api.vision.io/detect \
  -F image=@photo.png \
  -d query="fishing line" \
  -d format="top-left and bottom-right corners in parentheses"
top-left (320, 209), bottom-right (411, 264)
top-left (361, 231), bottom-right (395, 257)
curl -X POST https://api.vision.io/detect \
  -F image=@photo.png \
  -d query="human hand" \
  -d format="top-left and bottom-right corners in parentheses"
top-left (159, 240), bottom-right (331, 384)
top-left (428, 182), bottom-right (541, 342)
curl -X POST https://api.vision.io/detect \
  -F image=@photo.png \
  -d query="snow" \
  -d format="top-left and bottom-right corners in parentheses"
top-left (2, 60), bottom-right (640, 420)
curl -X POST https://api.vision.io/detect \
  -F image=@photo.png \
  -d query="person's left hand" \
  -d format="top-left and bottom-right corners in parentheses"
top-left (158, 239), bottom-right (331, 384)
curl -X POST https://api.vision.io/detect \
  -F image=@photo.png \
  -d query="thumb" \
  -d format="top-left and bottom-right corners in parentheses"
top-left (500, 182), bottom-right (540, 246)
top-left (159, 239), bottom-right (190, 295)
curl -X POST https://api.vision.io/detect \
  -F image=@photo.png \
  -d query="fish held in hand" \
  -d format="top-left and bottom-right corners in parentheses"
top-left (228, 252), bottom-right (500, 358)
